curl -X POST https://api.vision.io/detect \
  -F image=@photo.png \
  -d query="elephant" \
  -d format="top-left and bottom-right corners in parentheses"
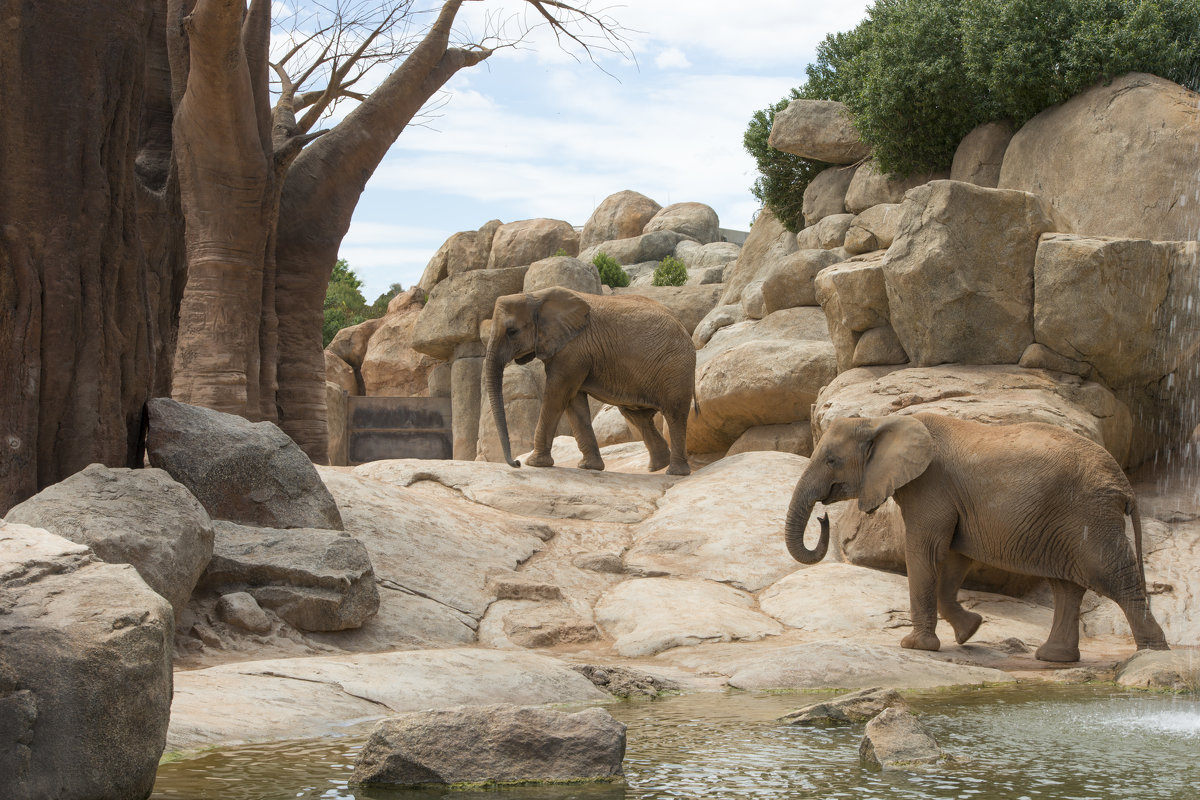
top-left (784, 412), bottom-right (1169, 662)
top-left (484, 286), bottom-right (697, 475)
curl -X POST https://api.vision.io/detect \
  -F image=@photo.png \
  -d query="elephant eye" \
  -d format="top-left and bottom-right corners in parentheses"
top-left (506, 327), bottom-right (517, 337)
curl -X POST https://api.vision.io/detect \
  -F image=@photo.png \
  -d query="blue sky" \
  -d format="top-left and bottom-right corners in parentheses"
top-left (336, 1), bottom-right (872, 300)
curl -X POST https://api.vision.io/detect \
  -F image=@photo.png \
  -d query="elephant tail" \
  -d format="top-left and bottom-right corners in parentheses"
top-left (1128, 496), bottom-right (1147, 595)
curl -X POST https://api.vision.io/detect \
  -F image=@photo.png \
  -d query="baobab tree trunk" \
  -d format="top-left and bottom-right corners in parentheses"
top-left (0, 0), bottom-right (158, 513)
top-left (274, 0), bottom-right (489, 459)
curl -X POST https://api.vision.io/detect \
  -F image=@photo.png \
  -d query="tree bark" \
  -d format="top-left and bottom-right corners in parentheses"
top-left (0, 0), bottom-right (158, 513)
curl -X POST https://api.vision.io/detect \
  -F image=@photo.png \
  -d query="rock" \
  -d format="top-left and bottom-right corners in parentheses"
top-left (812, 365), bottom-right (1133, 467)
top-left (215, 591), bottom-right (273, 633)
top-left (726, 639), bottom-right (1016, 690)
top-left (351, 704), bottom-right (626, 788)
top-left (815, 253), bottom-right (892, 372)
top-left (611, 284), bottom-right (722, 336)
top-left (580, 230), bottom-right (693, 267)
top-left (1019, 343), bottom-right (1093, 379)
top-left (487, 218), bottom-right (579, 270)
top-left (697, 304), bottom-right (833, 369)
top-left (326, 381), bottom-right (349, 466)
top-left (781, 687), bottom-right (907, 726)
top-left (489, 575), bottom-right (562, 601)
top-left (580, 190), bottom-right (661, 249)
top-left (4, 463), bottom-right (214, 618)
top-left (327, 316), bottom-right (383, 371)
top-left (761, 562), bottom-right (915, 634)
top-left (571, 665), bottom-right (680, 698)
top-left (325, 349), bottom-right (359, 395)
top-left (689, 337), bottom-right (836, 454)
top-left (361, 297), bottom-right (437, 396)
top-left (844, 159), bottom-right (948, 214)
top-left (595, 576), bottom-right (782, 657)
top-left (410, 266), bottom-right (528, 360)
top-left (727, 422), bottom-right (814, 458)
top-left (719, 208), bottom-right (799, 309)
top-left (999, 73), bottom-right (1200, 242)
top-left (146, 398), bottom-right (344, 530)
top-left (427, 361), bottom-right (451, 397)
top-left (589, 404), bottom-right (640, 448)
top-left (500, 603), bottom-right (600, 648)
top-left (0, 522), bottom-right (173, 800)
top-left (201, 521), bottom-right (379, 632)
top-left (884, 180), bottom-right (1067, 366)
top-left (625, 452), bottom-right (809, 591)
top-left (643, 201), bottom-right (720, 244)
top-left (1115, 650), bottom-right (1200, 692)
top-left (523, 255), bottom-right (602, 294)
top-left (852, 326), bottom-right (908, 368)
top-left (574, 552), bottom-right (625, 574)
top-left (685, 264), bottom-right (729, 286)
top-left (951, 121), bottom-right (1013, 188)
top-left (676, 240), bottom-right (741, 269)
top-left (803, 166), bottom-right (856, 227)
top-left (796, 212), bottom-right (856, 250)
top-left (859, 708), bottom-right (943, 770)
top-left (768, 98), bottom-right (871, 164)
top-left (416, 222), bottom-right (497, 291)
top-left (692, 303), bottom-right (746, 347)
top-left (843, 203), bottom-right (902, 255)
top-left (451, 353), bottom-right (484, 461)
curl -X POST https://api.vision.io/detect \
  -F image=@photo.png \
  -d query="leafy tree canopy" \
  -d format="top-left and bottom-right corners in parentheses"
top-left (323, 260), bottom-right (401, 347)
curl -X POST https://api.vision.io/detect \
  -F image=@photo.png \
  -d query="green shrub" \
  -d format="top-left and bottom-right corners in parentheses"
top-left (553, 247), bottom-right (570, 257)
top-left (593, 252), bottom-right (630, 288)
top-left (652, 255), bottom-right (688, 287)
top-left (745, 0), bottom-right (1200, 223)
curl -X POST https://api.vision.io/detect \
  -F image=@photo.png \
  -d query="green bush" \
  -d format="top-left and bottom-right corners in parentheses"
top-left (323, 259), bottom-right (401, 347)
top-left (593, 252), bottom-right (630, 288)
top-left (652, 255), bottom-right (689, 287)
top-left (745, 0), bottom-right (1200, 224)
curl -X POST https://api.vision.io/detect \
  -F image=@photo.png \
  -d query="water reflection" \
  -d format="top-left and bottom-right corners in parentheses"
top-left (152, 686), bottom-right (1200, 800)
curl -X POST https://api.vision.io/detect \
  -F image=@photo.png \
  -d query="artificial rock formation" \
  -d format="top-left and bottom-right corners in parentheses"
top-left (768, 98), bottom-right (871, 164)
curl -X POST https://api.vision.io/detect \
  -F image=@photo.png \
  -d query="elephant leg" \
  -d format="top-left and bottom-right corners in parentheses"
top-left (619, 407), bottom-right (670, 472)
top-left (662, 408), bottom-right (691, 476)
top-left (566, 393), bottom-right (604, 471)
top-left (1036, 579), bottom-right (1086, 662)
top-left (527, 372), bottom-right (578, 468)
top-left (898, 503), bottom-right (957, 652)
top-left (938, 551), bottom-right (983, 645)
top-left (1081, 549), bottom-right (1170, 652)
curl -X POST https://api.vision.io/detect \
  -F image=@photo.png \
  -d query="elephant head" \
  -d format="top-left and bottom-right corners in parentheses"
top-left (484, 287), bottom-right (591, 468)
top-left (785, 415), bottom-right (934, 563)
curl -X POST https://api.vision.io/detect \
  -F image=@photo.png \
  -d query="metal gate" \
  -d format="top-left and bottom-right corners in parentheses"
top-left (346, 396), bottom-right (452, 464)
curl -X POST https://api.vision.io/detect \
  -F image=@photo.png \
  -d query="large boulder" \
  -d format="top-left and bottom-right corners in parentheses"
top-left (844, 159), bottom-right (947, 214)
top-left (580, 190), bottom-right (662, 249)
top-left (642, 202), bottom-right (720, 244)
top-left (812, 365), bottom-right (1133, 466)
top-left (325, 350), bottom-right (358, 396)
top-left (326, 316), bottom-right (383, 372)
top-left (951, 121), bottom-right (1013, 188)
top-left (718, 208), bottom-right (800, 309)
top-left (859, 708), bottom-right (944, 771)
top-left (768, 98), bottom-right (871, 164)
top-left (579, 230), bottom-right (693, 267)
top-left (147, 398), bottom-right (345, 530)
top-left (416, 220), bottom-right (499, 292)
top-left (883, 180), bottom-right (1066, 366)
top-left (0, 523), bottom-right (173, 800)
top-left (201, 521), bottom-right (379, 631)
top-left (740, 249), bottom-right (843, 319)
top-left (815, 253), bottom-right (901, 372)
top-left (4, 463), bottom-right (214, 618)
top-left (487, 218), bottom-right (579, 270)
top-left (843, 203), bottom-right (903, 255)
top-left (361, 291), bottom-right (437, 396)
top-left (351, 704), bottom-right (626, 788)
top-left (522, 255), bottom-right (602, 295)
top-left (611, 284), bottom-right (721, 336)
top-left (410, 266), bottom-right (528, 360)
top-left (675, 239), bottom-right (741, 269)
top-left (802, 165), bottom-right (856, 227)
top-left (999, 73), bottom-right (1200, 242)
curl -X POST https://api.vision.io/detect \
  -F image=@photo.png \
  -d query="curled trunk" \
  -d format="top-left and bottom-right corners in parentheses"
top-left (484, 351), bottom-right (520, 467)
top-left (784, 482), bottom-right (830, 563)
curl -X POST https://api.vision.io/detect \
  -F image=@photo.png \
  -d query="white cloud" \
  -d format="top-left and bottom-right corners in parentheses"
top-left (655, 47), bottom-right (691, 70)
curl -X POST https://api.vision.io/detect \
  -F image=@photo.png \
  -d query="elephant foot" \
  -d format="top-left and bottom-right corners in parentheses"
top-left (577, 456), bottom-right (605, 471)
top-left (951, 611), bottom-right (984, 645)
top-left (526, 452), bottom-right (555, 468)
top-left (665, 461), bottom-right (691, 476)
top-left (1034, 641), bottom-right (1080, 662)
top-left (900, 631), bottom-right (941, 652)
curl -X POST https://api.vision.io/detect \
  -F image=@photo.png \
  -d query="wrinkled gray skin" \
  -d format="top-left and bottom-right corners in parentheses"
top-left (785, 413), bottom-right (1169, 662)
top-left (485, 286), bottom-right (696, 476)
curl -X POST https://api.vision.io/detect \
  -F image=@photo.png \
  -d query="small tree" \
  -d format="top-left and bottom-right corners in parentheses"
top-left (593, 252), bottom-right (630, 288)
top-left (652, 256), bottom-right (688, 287)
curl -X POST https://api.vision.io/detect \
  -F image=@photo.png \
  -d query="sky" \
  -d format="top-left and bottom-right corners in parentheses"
top-left (334, 1), bottom-right (873, 300)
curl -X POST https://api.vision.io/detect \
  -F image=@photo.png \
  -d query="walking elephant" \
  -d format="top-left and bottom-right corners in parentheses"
top-left (485, 286), bottom-right (697, 475)
top-left (784, 413), bottom-right (1169, 662)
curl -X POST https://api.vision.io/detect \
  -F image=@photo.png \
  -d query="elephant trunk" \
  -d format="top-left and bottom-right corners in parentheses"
top-left (484, 349), bottom-right (520, 468)
top-left (784, 480), bottom-right (830, 563)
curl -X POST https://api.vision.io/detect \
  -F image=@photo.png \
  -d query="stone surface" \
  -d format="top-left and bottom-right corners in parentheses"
top-left (580, 230), bottom-right (694, 268)
top-left (812, 365), bottom-right (1133, 467)
top-left (852, 326), bottom-right (908, 368)
top-left (416, 223), bottom-right (497, 291)
top-left (499, 602), bottom-right (601, 648)
top-left (594, 577), bottom-right (783, 657)
top-left (843, 203), bottom-right (903, 255)
top-left (202, 521), bottom-right (379, 632)
top-left (803, 166), bottom-right (856, 227)
top-left (859, 708), bottom-right (943, 770)
top-left (487, 218), bottom-right (579, 270)
top-left (719, 209), bottom-right (800, 310)
top-left (146, 398), bottom-right (344, 530)
top-left (0, 523), bottom-right (173, 800)
top-left (769, 98), bottom-right (871, 164)
top-left (215, 591), bottom-right (273, 634)
top-left (676, 239), bottom-right (741, 269)
top-left (523, 255), bottom-right (602, 295)
top-left (727, 421), bottom-right (814, 458)
top-left (351, 704), bottom-right (625, 787)
top-left (570, 664), bottom-right (681, 698)
top-left (361, 295), bottom-right (437, 396)
top-left (884, 180), bottom-right (1066, 366)
top-left (5, 463), bottom-right (214, 618)
top-left (781, 687), bottom-right (907, 726)
top-left (951, 121), bottom-right (1013, 188)
top-left (325, 349), bottom-right (359, 395)
top-left (739, 248), bottom-right (841, 319)
top-left (815, 253), bottom-right (892, 372)
top-left (451, 354), bottom-right (483, 461)
top-left (327, 316), bottom-right (383, 372)
top-left (844, 159), bottom-right (948, 214)
top-left (1115, 650), bottom-right (1200, 691)
top-left (796, 212), bottom-right (856, 250)
top-left (611, 284), bottom-right (722, 336)
top-left (999, 73), bottom-right (1200, 242)
top-left (643, 202), bottom-right (720, 244)
top-left (411, 266), bottom-right (528, 361)
top-left (326, 381), bottom-right (349, 466)
top-left (580, 190), bottom-right (661, 249)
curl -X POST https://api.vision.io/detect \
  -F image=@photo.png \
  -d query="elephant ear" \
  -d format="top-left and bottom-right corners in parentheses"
top-left (533, 287), bottom-right (590, 359)
top-left (859, 416), bottom-right (934, 513)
